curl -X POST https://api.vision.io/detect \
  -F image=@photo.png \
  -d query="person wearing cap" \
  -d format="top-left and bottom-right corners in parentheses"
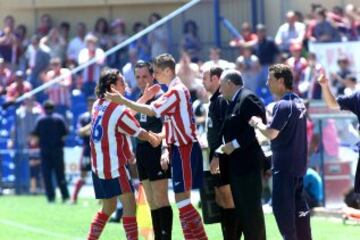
top-left (6, 70), bottom-right (32, 102)
top-left (32, 100), bottom-right (70, 203)
top-left (218, 69), bottom-right (266, 240)
top-left (78, 33), bottom-right (106, 97)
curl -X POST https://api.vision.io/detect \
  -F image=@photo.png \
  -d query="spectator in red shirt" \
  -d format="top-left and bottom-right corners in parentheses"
top-left (6, 70), bottom-right (32, 102)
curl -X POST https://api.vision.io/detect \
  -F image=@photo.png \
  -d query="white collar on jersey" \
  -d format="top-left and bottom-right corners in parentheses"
top-left (168, 77), bottom-right (181, 88)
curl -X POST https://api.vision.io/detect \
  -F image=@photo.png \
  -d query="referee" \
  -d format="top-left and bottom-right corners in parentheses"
top-left (202, 66), bottom-right (240, 239)
top-left (133, 61), bottom-right (172, 240)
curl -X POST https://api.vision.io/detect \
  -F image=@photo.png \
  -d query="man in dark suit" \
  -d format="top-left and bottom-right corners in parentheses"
top-left (217, 69), bottom-right (266, 240)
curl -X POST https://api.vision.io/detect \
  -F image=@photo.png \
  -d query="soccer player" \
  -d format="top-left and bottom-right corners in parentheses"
top-left (87, 68), bottom-right (160, 240)
top-left (105, 53), bottom-right (208, 240)
top-left (71, 97), bottom-right (95, 204)
top-left (133, 61), bottom-right (172, 239)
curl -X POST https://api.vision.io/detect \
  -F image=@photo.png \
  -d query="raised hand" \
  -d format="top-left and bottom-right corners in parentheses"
top-left (104, 87), bottom-right (124, 104)
top-left (317, 74), bottom-right (329, 87)
top-left (142, 83), bottom-right (161, 102)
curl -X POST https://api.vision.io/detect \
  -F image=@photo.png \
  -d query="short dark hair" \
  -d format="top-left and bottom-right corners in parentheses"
top-left (43, 100), bottom-right (55, 114)
top-left (153, 53), bottom-right (176, 71)
top-left (134, 60), bottom-right (153, 75)
top-left (269, 64), bottom-right (293, 90)
top-left (95, 68), bottom-right (121, 98)
top-left (209, 66), bottom-right (223, 79)
top-left (221, 69), bottom-right (243, 86)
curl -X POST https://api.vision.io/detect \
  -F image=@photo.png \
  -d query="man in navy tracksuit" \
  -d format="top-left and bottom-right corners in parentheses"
top-left (249, 64), bottom-right (312, 240)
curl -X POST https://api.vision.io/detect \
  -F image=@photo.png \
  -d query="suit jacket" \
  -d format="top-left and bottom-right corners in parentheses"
top-left (221, 88), bottom-right (266, 175)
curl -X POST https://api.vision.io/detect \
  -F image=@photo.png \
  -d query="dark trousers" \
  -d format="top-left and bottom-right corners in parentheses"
top-left (40, 149), bottom-right (69, 202)
top-left (272, 171), bottom-right (312, 240)
top-left (354, 154), bottom-right (360, 193)
top-left (229, 170), bottom-right (266, 240)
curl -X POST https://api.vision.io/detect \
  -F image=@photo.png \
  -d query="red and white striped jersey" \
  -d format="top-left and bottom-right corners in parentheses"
top-left (45, 69), bottom-right (72, 107)
top-left (90, 99), bottom-right (142, 179)
top-left (150, 77), bottom-right (197, 146)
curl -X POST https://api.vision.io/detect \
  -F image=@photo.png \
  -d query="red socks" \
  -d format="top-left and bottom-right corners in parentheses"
top-left (123, 216), bottom-right (138, 240)
top-left (178, 201), bottom-right (208, 240)
top-left (87, 211), bottom-right (109, 240)
top-left (72, 179), bottom-right (85, 203)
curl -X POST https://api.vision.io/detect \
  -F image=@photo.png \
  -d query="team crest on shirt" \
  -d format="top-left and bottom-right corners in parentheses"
top-left (140, 113), bottom-right (147, 122)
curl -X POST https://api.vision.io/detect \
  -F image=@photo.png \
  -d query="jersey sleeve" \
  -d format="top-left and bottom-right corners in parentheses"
top-left (117, 109), bottom-right (142, 137)
top-left (337, 92), bottom-right (360, 114)
top-left (150, 89), bottom-right (179, 118)
top-left (269, 101), bottom-right (291, 131)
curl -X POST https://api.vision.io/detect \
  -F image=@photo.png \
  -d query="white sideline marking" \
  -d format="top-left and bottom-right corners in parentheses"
top-left (0, 219), bottom-right (83, 240)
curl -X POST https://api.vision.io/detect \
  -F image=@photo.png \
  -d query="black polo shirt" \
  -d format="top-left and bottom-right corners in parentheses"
top-left (33, 112), bottom-right (69, 150)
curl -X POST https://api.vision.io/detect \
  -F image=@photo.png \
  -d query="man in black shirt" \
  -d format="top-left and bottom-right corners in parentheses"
top-left (32, 100), bottom-right (69, 203)
top-left (203, 66), bottom-right (240, 240)
top-left (133, 61), bottom-right (172, 240)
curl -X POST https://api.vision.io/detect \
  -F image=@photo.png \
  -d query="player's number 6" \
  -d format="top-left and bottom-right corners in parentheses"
top-left (91, 117), bottom-right (103, 142)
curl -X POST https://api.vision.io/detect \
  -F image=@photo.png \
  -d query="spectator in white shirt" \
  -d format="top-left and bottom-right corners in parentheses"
top-left (67, 22), bottom-right (87, 64)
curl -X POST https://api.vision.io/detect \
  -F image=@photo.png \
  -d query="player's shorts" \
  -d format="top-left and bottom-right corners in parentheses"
top-left (209, 149), bottom-right (230, 187)
top-left (80, 156), bottom-right (92, 172)
top-left (170, 142), bottom-right (203, 193)
top-left (136, 143), bottom-right (171, 181)
top-left (30, 163), bottom-right (41, 179)
top-left (92, 165), bottom-right (134, 199)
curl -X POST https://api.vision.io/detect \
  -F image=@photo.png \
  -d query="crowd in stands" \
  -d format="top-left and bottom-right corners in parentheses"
top-left (0, 3), bottom-right (359, 194)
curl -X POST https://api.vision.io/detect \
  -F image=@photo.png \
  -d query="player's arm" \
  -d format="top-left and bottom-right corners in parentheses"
top-left (249, 116), bottom-right (279, 140)
top-left (137, 130), bottom-right (161, 148)
top-left (317, 74), bottom-right (340, 110)
top-left (78, 123), bottom-right (91, 137)
top-left (105, 87), bottom-right (156, 117)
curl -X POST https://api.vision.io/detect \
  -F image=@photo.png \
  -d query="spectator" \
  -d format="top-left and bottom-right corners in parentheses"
top-left (43, 57), bottom-right (72, 118)
top-left (312, 8), bottom-right (341, 42)
top-left (236, 46), bottom-right (260, 92)
top-left (255, 24), bottom-right (279, 91)
top-left (14, 24), bottom-right (30, 70)
top-left (25, 35), bottom-right (50, 91)
top-left (122, 48), bottom-right (139, 100)
top-left (229, 22), bottom-right (258, 48)
top-left (0, 26), bottom-right (17, 64)
top-left (330, 55), bottom-right (352, 95)
top-left (0, 57), bottom-right (12, 93)
top-left (11, 97), bottom-right (43, 194)
top-left (129, 22), bottom-right (151, 61)
top-left (6, 70), bottom-right (32, 102)
top-left (275, 11), bottom-right (306, 52)
top-left (78, 34), bottom-right (105, 97)
top-left (67, 22), bottom-right (87, 64)
top-left (59, 22), bottom-right (71, 45)
top-left (108, 18), bottom-right (128, 69)
top-left (36, 14), bottom-right (53, 37)
top-left (41, 27), bottom-right (67, 62)
top-left (201, 47), bottom-right (234, 70)
top-left (303, 168), bottom-right (323, 208)
top-left (181, 20), bottom-right (201, 63)
top-left (344, 75), bottom-right (360, 96)
top-left (148, 13), bottom-right (168, 58)
top-left (32, 100), bottom-right (70, 203)
top-left (93, 17), bottom-right (110, 51)
top-left (299, 52), bottom-right (324, 100)
top-left (286, 43), bottom-right (307, 94)
top-left (175, 50), bottom-right (201, 98)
